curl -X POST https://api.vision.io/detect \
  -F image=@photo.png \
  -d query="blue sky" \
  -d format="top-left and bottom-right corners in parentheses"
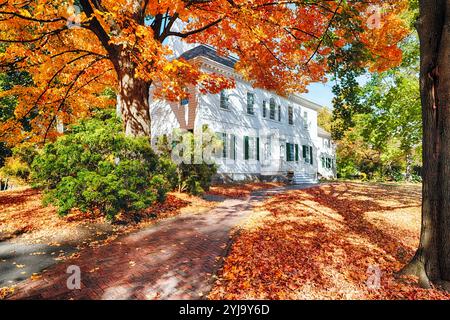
top-left (303, 81), bottom-right (335, 110)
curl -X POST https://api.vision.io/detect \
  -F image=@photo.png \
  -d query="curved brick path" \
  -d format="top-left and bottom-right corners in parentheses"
top-left (8, 185), bottom-right (314, 300)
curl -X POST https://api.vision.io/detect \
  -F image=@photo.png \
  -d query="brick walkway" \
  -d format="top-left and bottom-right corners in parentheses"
top-left (8, 185), bottom-right (314, 300)
top-left (9, 197), bottom-right (257, 300)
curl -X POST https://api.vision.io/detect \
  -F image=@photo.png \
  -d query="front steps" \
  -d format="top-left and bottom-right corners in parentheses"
top-left (292, 172), bottom-right (318, 184)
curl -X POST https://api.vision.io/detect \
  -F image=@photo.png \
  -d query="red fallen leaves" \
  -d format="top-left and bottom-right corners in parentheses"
top-left (209, 183), bottom-right (450, 300)
top-left (206, 182), bottom-right (283, 199)
top-left (0, 188), bottom-right (210, 244)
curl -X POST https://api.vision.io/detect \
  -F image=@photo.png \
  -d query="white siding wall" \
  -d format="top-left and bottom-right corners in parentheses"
top-left (195, 71), bottom-right (320, 178)
top-left (148, 59), bottom-right (334, 180)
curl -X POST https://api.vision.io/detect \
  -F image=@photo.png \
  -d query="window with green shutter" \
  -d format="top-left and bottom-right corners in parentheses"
top-left (278, 105), bottom-right (281, 122)
top-left (288, 106), bottom-right (294, 125)
top-left (262, 101), bottom-right (267, 118)
top-left (302, 145), bottom-right (307, 159)
top-left (256, 137), bottom-right (260, 161)
top-left (295, 144), bottom-right (299, 161)
top-left (269, 98), bottom-right (276, 120)
top-left (247, 92), bottom-right (255, 115)
top-left (222, 132), bottom-right (227, 158)
top-left (309, 147), bottom-right (313, 165)
top-left (230, 134), bottom-right (236, 160)
top-left (244, 136), bottom-right (249, 160)
top-left (286, 143), bottom-right (295, 162)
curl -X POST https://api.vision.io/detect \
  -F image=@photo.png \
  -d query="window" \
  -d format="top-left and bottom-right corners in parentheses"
top-left (230, 134), bottom-right (236, 160)
top-left (264, 136), bottom-right (272, 161)
top-left (244, 136), bottom-right (259, 161)
top-left (269, 98), bottom-right (276, 120)
top-left (288, 106), bottom-right (294, 125)
top-left (303, 111), bottom-right (308, 129)
top-left (247, 92), bottom-right (255, 115)
top-left (326, 158), bottom-right (332, 169)
top-left (286, 143), bottom-right (295, 162)
top-left (180, 98), bottom-right (189, 106)
top-left (262, 101), bottom-right (267, 118)
top-left (220, 90), bottom-right (229, 109)
top-left (278, 105), bottom-right (281, 122)
top-left (295, 144), bottom-right (299, 161)
top-left (323, 138), bottom-right (330, 148)
top-left (216, 132), bottom-right (227, 158)
top-left (217, 133), bottom-right (236, 160)
top-left (302, 145), bottom-right (313, 165)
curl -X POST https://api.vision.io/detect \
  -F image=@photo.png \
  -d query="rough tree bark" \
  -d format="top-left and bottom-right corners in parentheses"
top-left (116, 51), bottom-right (152, 137)
top-left (400, 0), bottom-right (450, 289)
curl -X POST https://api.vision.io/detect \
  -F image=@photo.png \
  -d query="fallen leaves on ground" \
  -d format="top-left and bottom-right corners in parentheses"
top-left (0, 188), bottom-right (216, 248)
top-left (207, 182), bottom-right (283, 199)
top-left (209, 182), bottom-right (450, 300)
top-left (0, 287), bottom-right (15, 299)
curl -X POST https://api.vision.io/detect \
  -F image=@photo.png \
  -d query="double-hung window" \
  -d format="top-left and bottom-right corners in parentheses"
top-left (269, 98), bottom-right (276, 120)
top-left (286, 143), bottom-right (295, 162)
top-left (247, 92), bottom-right (255, 115)
top-left (302, 145), bottom-right (313, 165)
top-left (217, 132), bottom-right (236, 160)
top-left (244, 136), bottom-right (260, 161)
top-left (288, 106), bottom-right (294, 125)
top-left (220, 90), bottom-right (229, 109)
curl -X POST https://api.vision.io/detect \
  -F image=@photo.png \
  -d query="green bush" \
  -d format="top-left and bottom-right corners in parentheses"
top-left (156, 130), bottom-right (218, 195)
top-left (32, 110), bottom-right (169, 220)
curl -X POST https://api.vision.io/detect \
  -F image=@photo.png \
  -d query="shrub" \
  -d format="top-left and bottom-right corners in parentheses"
top-left (0, 143), bottom-right (39, 183)
top-left (32, 110), bottom-right (169, 220)
top-left (155, 130), bottom-right (218, 195)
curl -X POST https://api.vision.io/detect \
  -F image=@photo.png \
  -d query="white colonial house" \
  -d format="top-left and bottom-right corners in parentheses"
top-left (149, 45), bottom-right (336, 183)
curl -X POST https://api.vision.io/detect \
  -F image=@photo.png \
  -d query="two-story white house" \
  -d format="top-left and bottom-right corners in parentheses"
top-left (149, 45), bottom-right (336, 183)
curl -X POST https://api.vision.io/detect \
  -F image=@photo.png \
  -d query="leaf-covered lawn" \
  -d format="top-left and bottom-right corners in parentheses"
top-left (209, 182), bottom-right (450, 300)
top-left (0, 188), bottom-right (215, 245)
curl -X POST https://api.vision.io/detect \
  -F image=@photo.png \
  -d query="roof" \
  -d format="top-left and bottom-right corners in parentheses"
top-left (180, 45), bottom-right (237, 68)
top-left (318, 126), bottom-right (332, 138)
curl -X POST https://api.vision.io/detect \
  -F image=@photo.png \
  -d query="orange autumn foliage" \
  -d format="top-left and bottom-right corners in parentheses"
top-left (209, 183), bottom-right (450, 300)
top-left (0, 0), bottom-right (409, 144)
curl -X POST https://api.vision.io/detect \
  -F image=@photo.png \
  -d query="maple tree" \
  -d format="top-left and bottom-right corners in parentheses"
top-left (0, 0), bottom-right (408, 144)
top-left (399, 0), bottom-right (450, 290)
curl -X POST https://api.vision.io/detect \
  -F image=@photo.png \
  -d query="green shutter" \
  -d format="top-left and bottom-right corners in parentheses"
top-left (232, 135), bottom-right (236, 160)
top-left (286, 143), bottom-right (289, 161)
top-left (244, 136), bottom-right (249, 160)
top-left (310, 147), bottom-right (313, 165)
top-left (256, 137), bottom-right (260, 161)
top-left (295, 144), bottom-right (299, 161)
top-left (302, 145), bottom-right (307, 158)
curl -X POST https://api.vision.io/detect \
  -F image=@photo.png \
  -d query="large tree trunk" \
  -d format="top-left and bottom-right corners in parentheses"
top-left (115, 51), bottom-right (151, 137)
top-left (400, 0), bottom-right (450, 289)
